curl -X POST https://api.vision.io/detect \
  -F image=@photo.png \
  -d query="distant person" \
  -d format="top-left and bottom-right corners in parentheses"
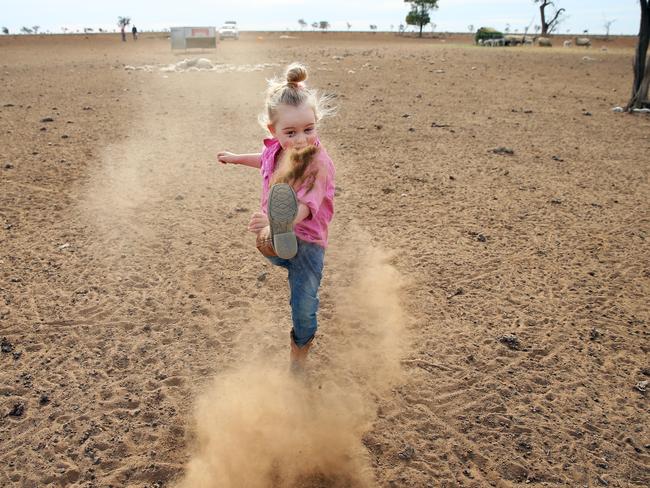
top-left (132, 25), bottom-right (138, 40)
top-left (217, 63), bottom-right (336, 373)
top-left (120, 25), bottom-right (126, 42)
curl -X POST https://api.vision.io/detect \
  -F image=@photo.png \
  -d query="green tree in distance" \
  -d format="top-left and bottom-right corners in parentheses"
top-left (404, 0), bottom-right (439, 38)
top-left (117, 16), bottom-right (130, 42)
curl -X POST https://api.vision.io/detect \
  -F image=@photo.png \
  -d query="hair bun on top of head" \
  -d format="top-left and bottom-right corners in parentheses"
top-left (260, 62), bottom-right (336, 128)
top-left (286, 63), bottom-right (308, 86)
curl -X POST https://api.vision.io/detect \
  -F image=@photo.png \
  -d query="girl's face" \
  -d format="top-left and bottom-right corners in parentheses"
top-left (268, 103), bottom-right (318, 150)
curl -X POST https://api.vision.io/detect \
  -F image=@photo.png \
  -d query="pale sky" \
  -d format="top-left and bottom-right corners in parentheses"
top-left (1, 1), bottom-right (643, 35)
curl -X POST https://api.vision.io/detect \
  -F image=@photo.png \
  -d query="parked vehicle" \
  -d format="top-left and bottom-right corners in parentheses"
top-left (219, 22), bottom-right (239, 40)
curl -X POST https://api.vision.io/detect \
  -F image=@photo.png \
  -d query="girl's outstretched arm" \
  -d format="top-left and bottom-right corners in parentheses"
top-left (217, 151), bottom-right (262, 168)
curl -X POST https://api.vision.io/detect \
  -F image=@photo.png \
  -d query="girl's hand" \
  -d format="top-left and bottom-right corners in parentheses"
top-left (217, 151), bottom-right (237, 165)
top-left (248, 213), bottom-right (269, 234)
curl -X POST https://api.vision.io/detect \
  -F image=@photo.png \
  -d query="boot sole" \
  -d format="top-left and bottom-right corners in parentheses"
top-left (268, 183), bottom-right (298, 259)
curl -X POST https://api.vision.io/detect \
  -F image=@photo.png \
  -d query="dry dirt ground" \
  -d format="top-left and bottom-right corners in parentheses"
top-left (1, 32), bottom-right (649, 487)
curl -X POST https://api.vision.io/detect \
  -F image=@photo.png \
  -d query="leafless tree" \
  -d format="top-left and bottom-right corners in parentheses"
top-left (534, 1), bottom-right (565, 35)
top-left (32, 25), bottom-right (40, 34)
top-left (603, 18), bottom-right (616, 40)
top-left (521, 16), bottom-right (535, 43)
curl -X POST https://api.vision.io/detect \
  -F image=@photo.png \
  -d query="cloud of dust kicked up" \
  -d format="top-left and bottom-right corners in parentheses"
top-left (175, 245), bottom-right (409, 488)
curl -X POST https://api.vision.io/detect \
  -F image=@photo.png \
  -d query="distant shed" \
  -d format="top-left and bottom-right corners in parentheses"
top-left (170, 27), bottom-right (216, 50)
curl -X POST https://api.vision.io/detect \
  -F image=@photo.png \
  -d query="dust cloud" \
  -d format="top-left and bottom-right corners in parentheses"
top-left (79, 116), bottom-right (172, 259)
top-left (76, 62), bottom-right (409, 486)
top-left (77, 78), bottom-right (219, 260)
top-left (175, 243), bottom-right (410, 488)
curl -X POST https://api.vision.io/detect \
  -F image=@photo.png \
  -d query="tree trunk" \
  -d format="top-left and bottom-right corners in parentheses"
top-left (539, 1), bottom-right (564, 36)
top-left (627, 0), bottom-right (650, 110)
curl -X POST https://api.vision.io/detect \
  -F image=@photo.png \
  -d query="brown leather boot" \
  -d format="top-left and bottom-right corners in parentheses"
top-left (290, 330), bottom-right (314, 373)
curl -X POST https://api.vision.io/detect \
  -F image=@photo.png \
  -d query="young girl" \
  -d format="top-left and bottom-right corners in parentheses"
top-left (217, 63), bottom-right (335, 371)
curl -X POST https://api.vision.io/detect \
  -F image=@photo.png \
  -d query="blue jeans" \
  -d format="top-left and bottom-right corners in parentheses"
top-left (266, 240), bottom-right (325, 347)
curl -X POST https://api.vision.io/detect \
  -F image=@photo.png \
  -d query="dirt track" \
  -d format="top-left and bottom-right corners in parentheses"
top-left (1, 32), bottom-right (649, 487)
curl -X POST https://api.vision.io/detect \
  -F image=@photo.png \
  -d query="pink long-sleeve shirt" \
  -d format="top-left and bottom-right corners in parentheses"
top-left (259, 138), bottom-right (335, 248)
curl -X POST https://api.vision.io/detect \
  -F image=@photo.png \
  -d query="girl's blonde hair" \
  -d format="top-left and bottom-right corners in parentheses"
top-left (259, 63), bottom-right (335, 129)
